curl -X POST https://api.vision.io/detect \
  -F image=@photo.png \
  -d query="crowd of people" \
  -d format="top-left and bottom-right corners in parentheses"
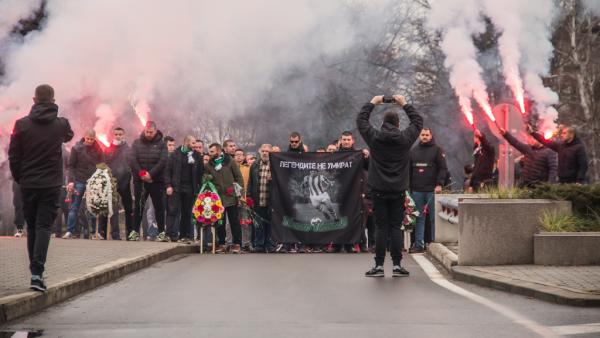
top-left (7, 85), bottom-right (591, 289)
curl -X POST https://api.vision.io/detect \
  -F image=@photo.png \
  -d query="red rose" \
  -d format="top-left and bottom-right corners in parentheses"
top-left (246, 197), bottom-right (254, 208)
top-left (139, 170), bottom-right (148, 178)
top-left (226, 187), bottom-right (234, 196)
top-left (212, 205), bottom-right (219, 212)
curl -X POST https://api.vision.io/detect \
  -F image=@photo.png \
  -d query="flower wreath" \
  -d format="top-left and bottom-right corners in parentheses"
top-left (193, 180), bottom-right (225, 227)
top-left (402, 192), bottom-right (420, 230)
top-left (86, 163), bottom-right (119, 217)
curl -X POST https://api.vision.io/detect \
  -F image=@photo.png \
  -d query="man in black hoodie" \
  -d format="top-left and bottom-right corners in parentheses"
top-left (129, 121), bottom-right (169, 241)
top-left (9, 84), bottom-right (74, 292)
top-left (529, 125), bottom-right (588, 184)
top-left (498, 127), bottom-right (557, 187)
top-left (409, 128), bottom-right (448, 253)
top-left (470, 129), bottom-right (496, 192)
top-left (98, 127), bottom-right (133, 240)
top-left (64, 129), bottom-right (105, 239)
top-left (357, 94), bottom-right (422, 278)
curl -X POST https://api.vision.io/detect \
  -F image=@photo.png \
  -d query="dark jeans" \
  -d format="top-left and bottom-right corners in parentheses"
top-left (98, 184), bottom-right (133, 239)
top-left (412, 191), bottom-right (435, 249)
top-left (53, 188), bottom-right (69, 236)
top-left (167, 191), bottom-right (194, 239)
top-left (373, 191), bottom-right (405, 266)
top-left (21, 187), bottom-right (60, 276)
top-left (252, 206), bottom-right (274, 250)
top-left (217, 206), bottom-right (241, 245)
top-left (133, 180), bottom-right (165, 234)
top-left (66, 182), bottom-right (96, 234)
top-left (13, 181), bottom-right (25, 230)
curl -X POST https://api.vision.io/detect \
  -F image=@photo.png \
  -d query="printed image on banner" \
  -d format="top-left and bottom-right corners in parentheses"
top-left (270, 151), bottom-right (365, 244)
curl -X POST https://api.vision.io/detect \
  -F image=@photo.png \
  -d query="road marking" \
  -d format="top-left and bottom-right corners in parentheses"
top-left (549, 323), bottom-right (600, 336)
top-left (412, 254), bottom-right (558, 338)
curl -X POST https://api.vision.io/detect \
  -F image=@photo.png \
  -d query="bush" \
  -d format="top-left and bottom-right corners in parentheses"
top-left (523, 183), bottom-right (600, 220)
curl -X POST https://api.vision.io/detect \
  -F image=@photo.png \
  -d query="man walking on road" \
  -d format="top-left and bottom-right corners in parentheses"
top-left (8, 84), bottom-right (74, 291)
top-left (357, 94), bottom-right (423, 278)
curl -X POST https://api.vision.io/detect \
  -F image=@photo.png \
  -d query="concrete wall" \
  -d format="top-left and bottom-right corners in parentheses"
top-left (458, 199), bottom-right (571, 266)
top-left (434, 194), bottom-right (488, 244)
top-left (534, 232), bottom-right (600, 266)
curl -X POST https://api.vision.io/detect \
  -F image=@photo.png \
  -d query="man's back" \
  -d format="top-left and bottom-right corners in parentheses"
top-left (9, 102), bottom-right (74, 189)
top-left (357, 102), bottom-right (422, 193)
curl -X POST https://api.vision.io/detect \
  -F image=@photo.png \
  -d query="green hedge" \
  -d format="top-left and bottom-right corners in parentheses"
top-left (522, 183), bottom-right (600, 220)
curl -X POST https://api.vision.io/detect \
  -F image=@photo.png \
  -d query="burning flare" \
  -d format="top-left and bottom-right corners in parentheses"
top-left (97, 134), bottom-right (110, 147)
top-left (543, 130), bottom-right (553, 140)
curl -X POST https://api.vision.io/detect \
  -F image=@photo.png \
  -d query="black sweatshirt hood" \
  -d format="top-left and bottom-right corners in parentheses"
top-left (28, 102), bottom-right (59, 124)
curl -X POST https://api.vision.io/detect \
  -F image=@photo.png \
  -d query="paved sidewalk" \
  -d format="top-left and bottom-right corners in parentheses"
top-left (0, 237), bottom-right (197, 324)
top-left (453, 264), bottom-right (600, 306)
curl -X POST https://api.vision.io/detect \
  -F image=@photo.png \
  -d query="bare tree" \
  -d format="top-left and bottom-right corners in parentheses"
top-left (550, 0), bottom-right (600, 182)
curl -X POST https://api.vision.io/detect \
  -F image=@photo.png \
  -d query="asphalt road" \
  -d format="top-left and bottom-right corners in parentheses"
top-left (3, 253), bottom-right (600, 338)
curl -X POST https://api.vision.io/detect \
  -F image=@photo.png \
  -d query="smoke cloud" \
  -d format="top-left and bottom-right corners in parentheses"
top-left (428, 0), bottom-right (492, 126)
top-left (0, 0), bottom-right (374, 140)
top-left (0, 0), bottom-right (41, 43)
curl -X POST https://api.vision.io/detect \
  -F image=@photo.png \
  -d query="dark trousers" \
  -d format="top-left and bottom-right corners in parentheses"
top-left (366, 214), bottom-right (375, 248)
top-left (133, 180), bottom-right (165, 234)
top-left (217, 206), bottom-right (241, 245)
top-left (13, 181), bottom-right (25, 230)
top-left (167, 191), bottom-right (194, 239)
top-left (252, 206), bottom-right (274, 250)
top-left (373, 191), bottom-right (405, 266)
top-left (21, 187), bottom-right (60, 276)
top-left (99, 184), bottom-right (133, 239)
top-left (53, 188), bottom-right (69, 236)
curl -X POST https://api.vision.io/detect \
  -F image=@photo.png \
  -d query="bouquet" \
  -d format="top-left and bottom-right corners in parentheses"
top-left (402, 192), bottom-right (420, 230)
top-left (193, 182), bottom-right (225, 227)
top-left (86, 163), bottom-right (119, 217)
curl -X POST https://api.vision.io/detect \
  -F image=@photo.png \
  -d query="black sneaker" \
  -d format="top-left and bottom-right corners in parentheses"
top-left (409, 247), bottom-right (425, 254)
top-left (30, 276), bottom-right (47, 292)
top-left (365, 266), bottom-right (384, 277)
top-left (392, 266), bottom-right (410, 277)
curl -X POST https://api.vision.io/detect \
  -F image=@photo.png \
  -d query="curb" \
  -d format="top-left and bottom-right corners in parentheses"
top-left (452, 266), bottom-right (600, 307)
top-left (0, 244), bottom-right (199, 325)
top-left (428, 243), bottom-right (458, 272)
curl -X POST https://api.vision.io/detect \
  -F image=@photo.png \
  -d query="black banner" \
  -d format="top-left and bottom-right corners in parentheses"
top-left (270, 151), bottom-right (364, 244)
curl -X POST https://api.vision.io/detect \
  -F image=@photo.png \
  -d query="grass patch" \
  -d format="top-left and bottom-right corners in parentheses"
top-left (539, 210), bottom-right (600, 232)
top-left (480, 186), bottom-right (528, 199)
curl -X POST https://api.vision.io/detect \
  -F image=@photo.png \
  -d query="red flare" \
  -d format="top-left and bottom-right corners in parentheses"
top-left (138, 115), bottom-right (147, 127)
top-left (543, 130), bottom-right (553, 140)
top-left (98, 134), bottom-right (110, 147)
top-left (473, 93), bottom-right (496, 122)
top-left (516, 93), bottom-right (526, 114)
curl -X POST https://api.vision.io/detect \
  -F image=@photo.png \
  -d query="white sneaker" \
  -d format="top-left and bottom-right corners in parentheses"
top-left (62, 232), bottom-right (73, 239)
top-left (91, 233), bottom-right (104, 240)
top-left (14, 230), bottom-right (24, 238)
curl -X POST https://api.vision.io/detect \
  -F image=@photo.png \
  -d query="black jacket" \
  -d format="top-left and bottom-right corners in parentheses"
top-left (68, 139), bottom-right (105, 183)
top-left (503, 132), bottom-right (557, 187)
top-left (470, 133), bottom-right (496, 188)
top-left (129, 130), bottom-right (168, 182)
top-left (9, 102), bottom-right (74, 189)
top-left (247, 160), bottom-right (271, 206)
top-left (356, 103), bottom-right (423, 193)
top-left (287, 143), bottom-right (305, 153)
top-left (409, 139), bottom-right (448, 192)
top-left (105, 142), bottom-right (132, 190)
top-left (165, 146), bottom-right (204, 194)
top-left (532, 133), bottom-right (588, 184)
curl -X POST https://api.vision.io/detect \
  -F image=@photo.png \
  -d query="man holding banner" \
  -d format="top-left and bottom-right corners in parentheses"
top-left (357, 94), bottom-right (423, 278)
